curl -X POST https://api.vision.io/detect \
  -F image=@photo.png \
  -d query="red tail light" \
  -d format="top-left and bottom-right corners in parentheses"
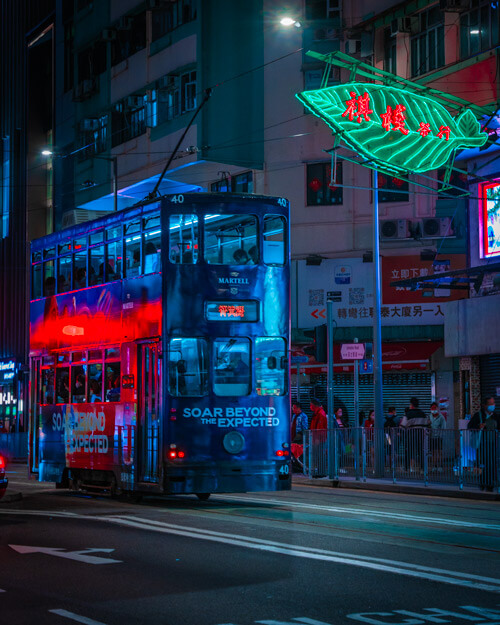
top-left (276, 450), bottom-right (284, 457)
top-left (177, 451), bottom-right (185, 459)
top-left (0, 455), bottom-right (5, 469)
top-left (169, 450), bottom-right (185, 459)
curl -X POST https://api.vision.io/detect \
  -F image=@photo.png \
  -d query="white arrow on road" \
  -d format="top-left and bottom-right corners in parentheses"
top-left (9, 545), bottom-right (121, 565)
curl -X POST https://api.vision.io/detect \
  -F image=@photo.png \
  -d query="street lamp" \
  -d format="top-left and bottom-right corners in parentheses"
top-left (280, 17), bottom-right (302, 28)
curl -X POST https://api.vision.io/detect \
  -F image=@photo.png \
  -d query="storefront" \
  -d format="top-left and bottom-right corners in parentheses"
top-left (291, 341), bottom-right (441, 424)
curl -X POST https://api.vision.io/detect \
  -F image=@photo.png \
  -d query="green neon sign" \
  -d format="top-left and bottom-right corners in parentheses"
top-left (296, 83), bottom-right (487, 175)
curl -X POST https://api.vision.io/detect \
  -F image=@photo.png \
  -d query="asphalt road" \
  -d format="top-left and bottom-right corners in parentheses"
top-left (1, 467), bottom-right (500, 625)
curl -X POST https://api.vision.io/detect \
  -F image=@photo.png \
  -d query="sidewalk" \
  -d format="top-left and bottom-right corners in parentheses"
top-left (293, 473), bottom-right (500, 501)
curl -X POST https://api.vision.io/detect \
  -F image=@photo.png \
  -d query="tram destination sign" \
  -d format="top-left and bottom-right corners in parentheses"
top-left (296, 83), bottom-right (487, 175)
top-left (205, 301), bottom-right (259, 322)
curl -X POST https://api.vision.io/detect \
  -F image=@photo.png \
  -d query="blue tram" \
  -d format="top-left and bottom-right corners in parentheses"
top-left (29, 193), bottom-right (291, 497)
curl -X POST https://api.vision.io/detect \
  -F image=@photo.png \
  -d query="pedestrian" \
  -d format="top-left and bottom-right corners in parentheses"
top-left (401, 397), bottom-right (429, 472)
top-left (384, 407), bottom-right (398, 465)
top-left (334, 407), bottom-right (347, 428)
top-left (363, 410), bottom-right (375, 469)
top-left (291, 401), bottom-right (309, 443)
top-left (309, 398), bottom-right (327, 430)
top-left (363, 409), bottom-right (375, 429)
top-left (467, 396), bottom-right (499, 491)
top-left (384, 407), bottom-right (399, 428)
top-left (429, 401), bottom-right (446, 469)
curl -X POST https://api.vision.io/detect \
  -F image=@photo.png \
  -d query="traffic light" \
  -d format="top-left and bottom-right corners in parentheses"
top-left (314, 324), bottom-right (327, 363)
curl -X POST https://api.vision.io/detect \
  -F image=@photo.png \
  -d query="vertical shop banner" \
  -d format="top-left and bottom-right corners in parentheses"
top-left (298, 255), bottom-right (467, 328)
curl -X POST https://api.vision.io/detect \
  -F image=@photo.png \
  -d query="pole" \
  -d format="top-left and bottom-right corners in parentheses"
top-left (327, 299), bottom-right (335, 479)
top-left (354, 338), bottom-right (360, 480)
top-left (373, 167), bottom-right (384, 476)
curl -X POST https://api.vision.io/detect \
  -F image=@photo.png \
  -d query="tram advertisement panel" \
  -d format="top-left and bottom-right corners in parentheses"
top-left (31, 284), bottom-right (123, 350)
top-left (39, 403), bottom-right (132, 471)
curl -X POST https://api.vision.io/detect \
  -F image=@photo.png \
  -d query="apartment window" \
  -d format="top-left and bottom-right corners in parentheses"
top-left (411, 8), bottom-right (445, 76)
top-left (151, 0), bottom-right (196, 41)
top-left (78, 42), bottom-right (106, 82)
top-left (306, 162), bottom-right (343, 206)
top-left (384, 29), bottom-right (397, 74)
top-left (460, 1), bottom-right (500, 58)
top-left (376, 174), bottom-right (409, 203)
top-left (211, 171), bottom-right (253, 194)
top-left (77, 115), bottom-right (108, 161)
top-left (181, 71), bottom-right (197, 112)
top-left (305, 0), bottom-right (341, 21)
top-left (111, 100), bottom-right (146, 147)
top-left (111, 12), bottom-right (146, 66)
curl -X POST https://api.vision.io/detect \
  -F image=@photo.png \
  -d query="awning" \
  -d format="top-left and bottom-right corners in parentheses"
top-left (291, 341), bottom-right (442, 375)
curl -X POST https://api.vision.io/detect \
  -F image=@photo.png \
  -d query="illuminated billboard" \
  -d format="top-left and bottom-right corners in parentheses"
top-left (481, 181), bottom-right (500, 258)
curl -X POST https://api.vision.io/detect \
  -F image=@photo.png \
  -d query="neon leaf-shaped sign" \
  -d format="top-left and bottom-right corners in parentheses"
top-left (296, 83), bottom-right (487, 174)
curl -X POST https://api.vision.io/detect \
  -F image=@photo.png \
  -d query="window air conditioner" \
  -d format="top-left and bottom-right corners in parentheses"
top-left (380, 219), bottom-right (411, 240)
top-left (345, 39), bottom-right (360, 54)
top-left (421, 217), bottom-right (455, 238)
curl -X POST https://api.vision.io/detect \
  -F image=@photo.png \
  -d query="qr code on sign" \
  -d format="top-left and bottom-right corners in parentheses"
top-left (309, 289), bottom-right (324, 307)
top-left (349, 288), bottom-right (364, 306)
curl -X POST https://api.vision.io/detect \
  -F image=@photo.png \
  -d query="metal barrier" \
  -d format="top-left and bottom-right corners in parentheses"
top-left (0, 432), bottom-right (29, 462)
top-left (302, 427), bottom-right (500, 491)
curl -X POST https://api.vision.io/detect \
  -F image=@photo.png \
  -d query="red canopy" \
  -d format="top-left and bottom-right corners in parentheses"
top-left (291, 341), bottom-right (442, 374)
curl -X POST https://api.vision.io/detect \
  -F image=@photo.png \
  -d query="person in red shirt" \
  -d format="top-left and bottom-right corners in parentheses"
top-left (309, 398), bottom-right (327, 430)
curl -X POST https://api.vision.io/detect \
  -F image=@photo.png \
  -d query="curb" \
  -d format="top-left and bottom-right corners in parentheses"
top-left (293, 477), bottom-right (500, 501)
top-left (0, 492), bottom-right (23, 504)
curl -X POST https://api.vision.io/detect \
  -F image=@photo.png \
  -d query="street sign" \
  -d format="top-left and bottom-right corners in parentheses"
top-left (341, 343), bottom-right (365, 360)
top-left (291, 356), bottom-right (309, 364)
top-left (359, 359), bottom-right (373, 374)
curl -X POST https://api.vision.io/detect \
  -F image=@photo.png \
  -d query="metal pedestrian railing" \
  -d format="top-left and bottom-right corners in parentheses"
top-left (301, 427), bottom-right (500, 491)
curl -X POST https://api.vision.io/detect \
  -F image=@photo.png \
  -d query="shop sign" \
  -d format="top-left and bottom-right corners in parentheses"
top-left (296, 83), bottom-right (487, 175)
top-left (0, 360), bottom-right (16, 383)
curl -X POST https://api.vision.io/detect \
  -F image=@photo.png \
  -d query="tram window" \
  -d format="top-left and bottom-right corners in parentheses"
top-left (213, 338), bottom-right (251, 396)
top-left (32, 264), bottom-right (42, 299)
top-left (56, 367), bottom-right (70, 403)
top-left (57, 256), bottom-right (72, 293)
top-left (105, 347), bottom-right (120, 360)
top-left (43, 261), bottom-right (56, 296)
top-left (144, 213), bottom-right (160, 231)
top-left (89, 245), bottom-right (105, 286)
top-left (107, 226), bottom-right (121, 241)
top-left (72, 351), bottom-right (86, 362)
top-left (255, 337), bottom-right (286, 396)
top-left (41, 368), bottom-right (55, 404)
top-left (204, 215), bottom-right (257, 265)
top-left (169, 214), bottom-right (198, 264)
top-left (32, 251), bottom-right (42, 263)
top-left (74, 236), bottom-right (87, 251)
top-left (168, 338), bottom-right (208, 397)
top-left (88, 349), bottom-right (102, 361)
top-left (104, 362), bottom-right (121, 402)
top-left (44, 246), bottom-right (56, 259)
top-left (74, 252), bottom-right (87, 288)
top-left (144, 230), bottom-right (161, 273)
top-left (88, 363), bottom-right (103, 402)
top-left (71, 364), bottom-right (86, 403)
top-left (263, 215), bottom-right (285, 266)
top-left (125, 238), bottom-right (141, 276)
top-left (90, 230), bottom-right (104, 246)
top-left (58, 241), bottom-right (72, 255)
top-left (106, 240), bottom-right (122, 281)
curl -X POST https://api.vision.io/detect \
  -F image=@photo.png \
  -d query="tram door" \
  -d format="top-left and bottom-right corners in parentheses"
top-left (29, 357), bottom-right (43, 473)
top-left (137, 341), bottom-right (161, 483)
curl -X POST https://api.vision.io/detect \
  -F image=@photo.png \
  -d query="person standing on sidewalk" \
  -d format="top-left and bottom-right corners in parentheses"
top-left (401, 397), bottom-right (429, 473)
top-left (429, 402), bottom-right (446, 470)
top-left (467, 396), bottom-right (499, 491)
top-left (309, 398), bottom-right (327, 430)
top-left (309, 399), bottom-right (328, 477)
top-left (291, 401), bottom-right (309, 443)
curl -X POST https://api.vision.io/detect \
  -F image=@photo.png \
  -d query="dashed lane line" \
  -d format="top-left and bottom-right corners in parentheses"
top-left (49, 609), bottom-right (107, 625)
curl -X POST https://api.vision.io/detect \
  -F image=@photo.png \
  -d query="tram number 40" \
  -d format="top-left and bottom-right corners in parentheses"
top-left (279, 464), bottom-right (290, 479)
top-left (170, 194), bottom-right (184, 204)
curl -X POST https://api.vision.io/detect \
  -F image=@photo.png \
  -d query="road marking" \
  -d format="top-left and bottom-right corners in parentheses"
top-left (105, 514), bottom-right (500, 594)
top-left (49, 609), bottom-right (107, 625)
top-left (3, 508), bottom-right (500, 593)
top-left (9, 545), bottom-right (121, 565)
top-left (215, 495), bottom-right (500, 531)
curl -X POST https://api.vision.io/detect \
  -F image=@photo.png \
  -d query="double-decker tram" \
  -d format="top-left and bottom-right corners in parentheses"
top-left (29, 193), bottom-right (291, 498)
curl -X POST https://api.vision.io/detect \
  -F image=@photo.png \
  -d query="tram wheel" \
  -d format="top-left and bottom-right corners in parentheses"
top-left (196, 493), bottom-right (211, 501)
